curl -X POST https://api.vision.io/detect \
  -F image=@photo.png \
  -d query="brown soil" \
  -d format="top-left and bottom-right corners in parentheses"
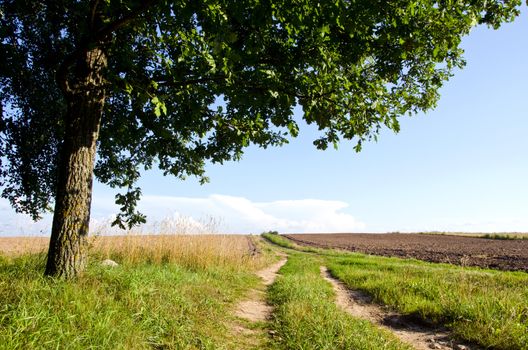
top-left (256, 256), bottom-right (288, 287)
top-left (321, 266), bottom-right (478, 350)
top-left (231, 255), bottom-right (287, 349)
top-left (234, 257), bottom-right (287, 322)
top-left (284, 233), bottom-right (528, 272)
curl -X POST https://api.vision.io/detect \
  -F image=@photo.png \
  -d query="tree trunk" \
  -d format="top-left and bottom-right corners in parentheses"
top-left (45, 47), bottom-right (107, 278)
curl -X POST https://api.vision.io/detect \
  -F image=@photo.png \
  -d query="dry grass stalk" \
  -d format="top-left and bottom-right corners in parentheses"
top-left (89, 234), bottom-right (262, 270)
top-left (0, 237), bottom-right (49, 256)
top-left (1, 233), bottom-right (263, 271)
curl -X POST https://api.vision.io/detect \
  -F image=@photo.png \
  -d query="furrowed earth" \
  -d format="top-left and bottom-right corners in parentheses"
top-left (284, 233), bottom-right (528, 272)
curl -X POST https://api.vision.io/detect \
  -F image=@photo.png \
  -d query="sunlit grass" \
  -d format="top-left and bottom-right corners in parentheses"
top-left (0, 237), bottom-right (49, 256)
top-left (267, 233), bottom-right (528, 350)
top-left (0, 233), bottom-right (270, 349)
top-left (267, 252), bottom-right (410, 350)
top-left (89, 233), bottom-right (262, 271)
top-left (328, 255), bottom-right (528, 349)
top-left (1, 232), bottom-right (265, 272)
top-left (5, 231), bottom-right (526, 349)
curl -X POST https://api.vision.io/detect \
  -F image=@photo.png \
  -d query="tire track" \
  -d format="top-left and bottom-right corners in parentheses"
top-left (320, 266), bottom-right (477, 350)
top-left (235, 256), bottom-right (287, 322)
top-left (230, 255), bottom-right (287, 348)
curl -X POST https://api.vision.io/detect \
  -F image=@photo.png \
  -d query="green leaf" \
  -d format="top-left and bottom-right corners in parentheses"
top-left (0, 0), bottom-right (521, 234)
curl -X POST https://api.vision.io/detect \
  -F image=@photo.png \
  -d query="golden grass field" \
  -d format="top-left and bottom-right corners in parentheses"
top-left (0, 236), bottom-right (50, 255)
top-left (0, 233), bottom-right (264, 270)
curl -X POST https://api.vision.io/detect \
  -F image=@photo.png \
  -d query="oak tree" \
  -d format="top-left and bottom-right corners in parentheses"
top-left (0, 0), bottom-right (520, 278)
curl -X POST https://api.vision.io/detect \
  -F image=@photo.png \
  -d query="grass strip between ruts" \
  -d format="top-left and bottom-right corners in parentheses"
top-left (267, 252), bottom-right (410, 350)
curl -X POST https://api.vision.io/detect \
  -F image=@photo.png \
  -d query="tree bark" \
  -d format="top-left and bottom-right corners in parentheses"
top-left (45, 47), bottom-right (107, 278)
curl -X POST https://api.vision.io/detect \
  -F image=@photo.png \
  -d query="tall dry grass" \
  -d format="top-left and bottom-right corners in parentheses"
top-left (1, 234), bottom-right (264, 272)
top-left (87, 216), bottom-right (266, 270)
top-left (1, 215), bottom-right (266, 271)
top-left (89, 234), bottom-right (263, 270)
top-left (0, 237), bottom-right (49, 256)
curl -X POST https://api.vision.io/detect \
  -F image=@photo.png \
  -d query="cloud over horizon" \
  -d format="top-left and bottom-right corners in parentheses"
top-left (3, 194), bottom-right (528, 236)
top-left (0, 194), bottom-right (367, 235)
top-left (133, 194), bottom-right (367, 234)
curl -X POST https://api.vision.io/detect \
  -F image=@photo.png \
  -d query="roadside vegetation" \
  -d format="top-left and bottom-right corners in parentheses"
top-left (263, 233), bottom-right (528, 350)
top-left (2, 232), bottom-right (527, 349)
top-left (268, 252), bottom-right (409, 350)
top-left (261, 231), bottom-right (320, 253)
top-left (0, 235), bottom-right (269, 349)
top-left (260, 231), bottom-right (298, 250)
top-left (328, 255), bottom-right (528, 349)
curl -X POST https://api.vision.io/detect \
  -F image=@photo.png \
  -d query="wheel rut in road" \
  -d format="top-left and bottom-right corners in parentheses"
top-left (231, 255), bottom-right (287, 347)
top-left (320, 266), bottom-right (479, 350)
top-left (235, 256), bottom-right (287, 322)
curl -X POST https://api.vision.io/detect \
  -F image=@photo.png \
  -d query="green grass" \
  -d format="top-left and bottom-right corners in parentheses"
top-left (4, 234), bottom-right (527, 350)
top-left (267, 252), bottom-right (410, 350)
top-left (416, 231), bottom-right (528, 240)
top-left (0, 253), bottom-right (260, 350)
top-left (262, 232), bottom-right (321, 253)
top-left (262, 232), bottom-right (298, 250)
top-left (267, 233), bottom-right (528, 349)
top-left (327, 255), bottom-right (528, 349)
top-left (480, 233), bottom-right (528, 240)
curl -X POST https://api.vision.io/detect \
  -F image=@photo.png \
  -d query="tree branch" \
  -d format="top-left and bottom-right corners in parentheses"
top-left (94, 0), bottom-right (160, 42)
top-left (57, 1), bottom-right (160, 96)
top-left (156, 74), bottom-right (227, 89)
top-left (90, 0), bottom-right (101, 32)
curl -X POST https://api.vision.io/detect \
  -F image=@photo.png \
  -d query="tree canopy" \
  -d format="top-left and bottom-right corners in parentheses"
top-left (0, 0), bottom-right (521, 276)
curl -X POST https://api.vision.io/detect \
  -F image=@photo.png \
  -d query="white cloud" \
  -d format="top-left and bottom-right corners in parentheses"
top-left (0, 198), bottom-right (52, 236)
top-left (3, 194), bottom-right (528, 236)
top-left (0, 194), bottom-right (366, 235)
top-left (133, 194), bottom-right (366, 233)
top-left (254, 198), bottom-right (365, 233)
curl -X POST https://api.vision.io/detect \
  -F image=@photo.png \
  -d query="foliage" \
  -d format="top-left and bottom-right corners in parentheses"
top-left (0, 0), bottom-right (521, 226)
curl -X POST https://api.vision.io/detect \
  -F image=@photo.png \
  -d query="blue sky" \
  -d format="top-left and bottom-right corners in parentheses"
top-left (1, 8), bottom-right (527, 235)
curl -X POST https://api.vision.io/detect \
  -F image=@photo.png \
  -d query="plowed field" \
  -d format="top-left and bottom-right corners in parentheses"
top-left (284, 233), bottom-right (528, 272)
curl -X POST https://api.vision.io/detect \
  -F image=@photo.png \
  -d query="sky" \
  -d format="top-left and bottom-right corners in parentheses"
top-left (1, 8), bottom-right (527, 236)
